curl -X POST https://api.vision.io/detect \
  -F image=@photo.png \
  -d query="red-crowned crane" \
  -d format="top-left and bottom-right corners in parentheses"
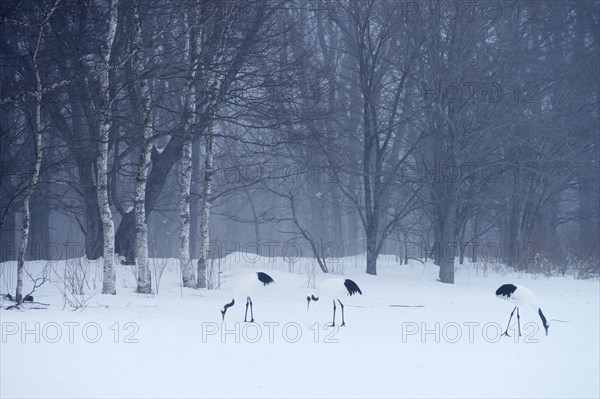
top-left (496, 283), bottom-right (549, 336)
top-left (307, 278), bottom-right (362, 327)
top-left (221, 272), bottom-right (275, 322)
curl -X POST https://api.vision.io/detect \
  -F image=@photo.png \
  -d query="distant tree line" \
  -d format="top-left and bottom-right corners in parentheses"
top-left (1, 0), bottom-right (598, 299)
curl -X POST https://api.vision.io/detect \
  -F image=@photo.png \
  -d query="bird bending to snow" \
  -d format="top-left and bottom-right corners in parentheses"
top-left (221, 272), bottom-right (275, 322)
top-left (307, 278), bottom-right (362, 327)
top-left (496, 283), bottom-right (549, 336)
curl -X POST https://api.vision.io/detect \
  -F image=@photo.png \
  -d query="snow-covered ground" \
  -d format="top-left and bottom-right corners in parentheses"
top-left (1, 254), bottom-right (599, 398)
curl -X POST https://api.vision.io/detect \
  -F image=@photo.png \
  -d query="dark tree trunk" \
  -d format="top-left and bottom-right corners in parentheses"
top-left (115, 135), bottom-right (184, 263)
top-left (115, 212), bottom-right (135, 263)
top-left (347, 191), bottom-right (359, 256)
top-left (83, 178), bottom-right (103, 260)
top-left (438, 203), bottom-right (456, 284)
top-left (578, 182), bottom-right (599, 259)
top-left (245, 190), bottom-right (261, 245)
top-left (116, 117), bottom-right (212, 263)
top-left (366, 227), bottom-right (377, 275)
top-left (502, 196), bottom-right (520, 269)
top-left (76, 170), bottom-right (100, 260)
top-left (27, 193), bottom-right (50, 260)
top-left (458, 216), bottom-right (467, 265)
top-left (331, 187), bottom-right (344, 257)
top-left (1, 212), bottom-right (16, 261)
top-left (471, 213), bottom-right (479, 263)
top-left (433, 207), bottom-right (443, 265)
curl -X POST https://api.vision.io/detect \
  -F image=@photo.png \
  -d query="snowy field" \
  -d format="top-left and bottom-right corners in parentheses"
top-left (1, 254), bottom-right (599, 398)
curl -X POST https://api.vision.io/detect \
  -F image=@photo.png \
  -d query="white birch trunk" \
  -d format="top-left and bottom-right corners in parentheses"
top-left (97, 0), bottom-right (119, 295)
top-left (196, 125), bottom-right (214, 289)
top-left (196, 13), bottom-right (231, 289)
top-left (16, 50), bottom-right (43, 304)
top-left (133, 1), bottom-right (152, 294)
top-left (179, 12), bottom-right (198, 288)
top-left (16, 0), bottom-right (60, 303)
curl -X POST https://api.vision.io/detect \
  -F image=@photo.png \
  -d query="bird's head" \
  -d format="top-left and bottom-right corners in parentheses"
top-left (221, 299), bottom-right (235, 320)
top-left (307, 295), bottom-right (319, 310)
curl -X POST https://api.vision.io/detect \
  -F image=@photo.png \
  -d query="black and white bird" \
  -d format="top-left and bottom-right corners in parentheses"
top-left (307, 278), bottom-right (362, 327)
top-left (496, 283), bottom-right (549, 336)
top-left (221, 272), bottom-right (275, 322)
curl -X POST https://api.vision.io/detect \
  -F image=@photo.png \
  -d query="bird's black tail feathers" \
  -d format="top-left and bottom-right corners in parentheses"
top-left (257, 272), bottom-right (275, 286)
top-left (495, 283), bottom-right (517, 298)
top-left (344, 279), bottom-right (362, 296)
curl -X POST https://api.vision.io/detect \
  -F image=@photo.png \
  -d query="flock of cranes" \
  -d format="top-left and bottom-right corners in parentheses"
top-left (221, 271), bottom-right (550, 335)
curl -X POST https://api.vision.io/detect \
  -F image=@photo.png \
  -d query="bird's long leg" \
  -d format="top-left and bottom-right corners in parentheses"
top-left (249, 297), bottom-right (254, 323)
top-left (502, 306), bottom-right (517, 336)
top-left (516, 307), bottom-right (521, 337)
top-left (338, 299), bottom-right (345, 327)
top-left (244, 297), bottom-right (250, 322)
top-left (331, 300), bottom-right (336, 327)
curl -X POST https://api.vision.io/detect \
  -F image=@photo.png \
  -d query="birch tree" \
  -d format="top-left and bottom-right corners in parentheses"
top-left (97, 0), bottom-right (119, 295)
top-left (15, 0), bottom-right (60, 303)
top-left (132, 0), bottom-right (153, 294)
top-left (179, 10), bottom-right (199, 288)
top-left (196, 120), bottom-right (215, 289)
top-left (197, 4), bottom-right (236, 289)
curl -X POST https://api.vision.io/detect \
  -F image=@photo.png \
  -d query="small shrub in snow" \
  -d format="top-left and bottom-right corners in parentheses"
top-left (53, 258), bottom-right (95, 310)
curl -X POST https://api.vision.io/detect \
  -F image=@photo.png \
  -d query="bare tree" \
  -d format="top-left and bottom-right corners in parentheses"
top-left (178, 9), bottom-right (200, 288)
top-left (15, 0), bottom-right (60, 303)
top-left (196, 5), bottom-right (232, 289)
top-left (328, 0), bottom-right (425, 275)
top-left (196, 2), bottom-right (272, 288)
top-left (97, 0), bottom-right (119, 295)
top-left (132, 0), bottom-right (152, 294)
top-left (1, 0), bottom-right (596, 284)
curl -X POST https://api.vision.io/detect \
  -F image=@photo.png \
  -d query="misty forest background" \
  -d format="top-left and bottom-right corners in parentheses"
top-left (1, 0), bottom-right (598, 298)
